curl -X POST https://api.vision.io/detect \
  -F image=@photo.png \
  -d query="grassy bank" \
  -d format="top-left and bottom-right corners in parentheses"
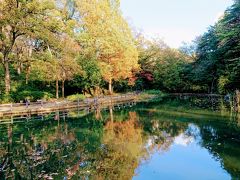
top-left (137, 90), bottom-right (167, 102)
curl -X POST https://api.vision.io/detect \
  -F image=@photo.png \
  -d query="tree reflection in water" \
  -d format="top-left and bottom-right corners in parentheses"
top-left (0, 98), bottom-right (239, 179)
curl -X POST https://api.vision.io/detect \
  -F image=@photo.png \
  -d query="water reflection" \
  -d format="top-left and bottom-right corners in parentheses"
top-left (0, 98), bottom-right (239, 179)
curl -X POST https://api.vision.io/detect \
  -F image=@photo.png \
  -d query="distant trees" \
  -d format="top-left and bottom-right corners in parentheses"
top-left (189, 0), bottom-right (240, 93)
top-left (137, 0), bottom-right (240, 94)
top-left (136, 37), bottom-right (191, 92)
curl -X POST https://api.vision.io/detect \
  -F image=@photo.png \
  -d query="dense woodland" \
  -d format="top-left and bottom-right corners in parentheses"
top-left (0, 0), bottom-right (239, 102)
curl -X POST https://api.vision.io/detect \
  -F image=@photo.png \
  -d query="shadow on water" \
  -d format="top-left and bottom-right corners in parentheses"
top-left (0, 97), bottom-right (239, 179)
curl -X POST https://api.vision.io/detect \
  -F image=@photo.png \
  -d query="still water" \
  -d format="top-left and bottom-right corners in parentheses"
top-left (0, 97), bottom-right (239, 179)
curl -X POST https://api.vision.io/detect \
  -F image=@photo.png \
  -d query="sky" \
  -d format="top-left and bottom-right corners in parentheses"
top-left (120, 0), bottom-right (233, 48)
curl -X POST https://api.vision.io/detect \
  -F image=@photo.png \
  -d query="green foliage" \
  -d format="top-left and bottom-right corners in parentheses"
top-left (154, 58), bottom-right (187, 92)
top-left (12, 90), bottom-right (53, 102)
top-left (67, 94), bottom-right (86, 101)
top-left (218, 76), bottom-right (230, 94)
top-left (113, 80), bottom-right (131, 93)
top-left (20, 91), bottom-right (51, 102)
top-left (0, 94), bottom-right (14, 104)
top-left (189, 1), bottom-right (240, 93)
top-left (77, 56), bottom-right (103, 90)
top-left (136, 38), bottom-right (192, 92)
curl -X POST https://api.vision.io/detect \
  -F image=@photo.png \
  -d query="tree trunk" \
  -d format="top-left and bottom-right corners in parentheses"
top-left (94, 86), bottom-right (100, 96)
top-left (25, 45), bottom-right (33, 84)
top-left (4, 60), bottom-right (11, 95)
top-left (87, 88), bottom-right (93, 97)
top-left (25, 66), bottom-right (31, 85)
top-left (236, 90), bottom-right (240, 112)
top-left (56, 79), bottom-right (59, 99)
top-left (17, 62), bottom-right (21, 75)
top-left (93, 86), bottom-right (97, 96)
top-left (2, 30), bottom-right (18, 95)
top-left (210, 77), bottom-right (215, 94)
top-left (62, 80), bottom-right (65, 98)
top-left (109, 79), bottom-right (113, 95)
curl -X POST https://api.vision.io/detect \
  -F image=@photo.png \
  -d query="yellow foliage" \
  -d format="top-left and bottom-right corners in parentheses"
top-left (77, 0), bottom-right (139, 87)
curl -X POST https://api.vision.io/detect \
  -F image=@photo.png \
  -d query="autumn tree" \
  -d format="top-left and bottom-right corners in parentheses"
top-left (77, 0), bottom-right (139, 94)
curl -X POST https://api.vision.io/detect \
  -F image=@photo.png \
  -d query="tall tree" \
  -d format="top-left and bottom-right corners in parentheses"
top-left (77, 0), bottom-right (139, 94)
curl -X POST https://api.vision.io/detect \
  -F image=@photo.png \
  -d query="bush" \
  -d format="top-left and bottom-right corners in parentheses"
top-left (218, 76), bottom-right (230, 94)
top-left (0, 94), bottom-right (13, 104)
top-left (12, 90), bottom-right (53, 102)
top-left (67, 94), bottom-right (86, 101)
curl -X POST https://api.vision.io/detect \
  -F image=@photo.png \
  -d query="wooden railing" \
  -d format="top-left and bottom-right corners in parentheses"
top-left (0, 93), bottom-right (138, 118)
top-left (0, 96), bottom-right (138, 125)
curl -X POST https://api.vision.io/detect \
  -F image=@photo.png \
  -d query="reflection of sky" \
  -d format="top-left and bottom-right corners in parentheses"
top-left (174, 133), bottom-right (194, 147)
top-left (134, 124), bottom-right (230, 180)
top-left (174, 124), bottom-right (200, 147)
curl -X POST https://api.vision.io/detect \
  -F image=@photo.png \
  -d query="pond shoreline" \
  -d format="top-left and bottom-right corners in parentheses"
top-left (169, 93), bottom-right (223, 97)
top-left (0, 92), bottom-right (233, 119)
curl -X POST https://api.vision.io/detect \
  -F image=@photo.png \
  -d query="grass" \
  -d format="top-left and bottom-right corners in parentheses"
top-left (67, 94), bottom-right (86, 101)
top-left (137, 90), bottom-right (167, 102)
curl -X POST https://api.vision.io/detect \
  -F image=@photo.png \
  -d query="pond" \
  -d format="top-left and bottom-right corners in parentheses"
top-left (0, 97), bottom-right (240, 179)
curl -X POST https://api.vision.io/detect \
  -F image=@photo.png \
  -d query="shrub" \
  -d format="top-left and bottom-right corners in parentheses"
top-left (0, 94), bottom-right (13, 104)
top-left (12, 90), bottom-right (53, 102)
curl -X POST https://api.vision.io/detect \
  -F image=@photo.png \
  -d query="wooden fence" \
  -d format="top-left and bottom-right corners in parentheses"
top-left (0, 99), bottom-right (137, 125)
top-left (0, 93), bottom-right (137, 118)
